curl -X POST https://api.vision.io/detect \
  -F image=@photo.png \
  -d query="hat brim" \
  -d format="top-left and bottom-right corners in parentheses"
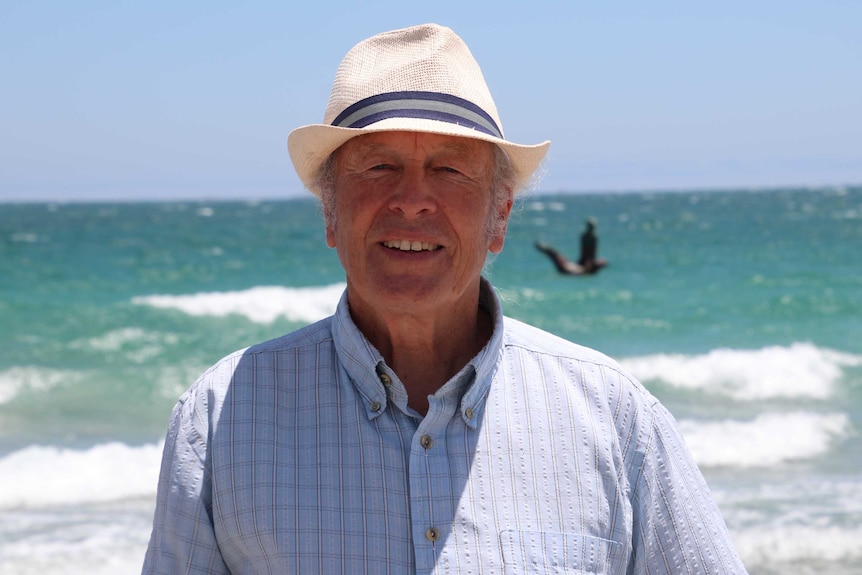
top-left (288, 117), bottom-right (550, 197)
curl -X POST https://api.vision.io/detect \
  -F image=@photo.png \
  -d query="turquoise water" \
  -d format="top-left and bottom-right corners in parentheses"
top-left (1, 187), bottom-right (861, 573)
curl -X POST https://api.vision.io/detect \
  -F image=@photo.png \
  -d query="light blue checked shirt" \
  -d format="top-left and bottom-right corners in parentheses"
top-left (143, 279), bottom-right (747, 574)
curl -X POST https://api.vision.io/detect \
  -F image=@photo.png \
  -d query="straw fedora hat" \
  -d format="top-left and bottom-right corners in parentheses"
top-left (287, 23), bottom-right (550, 197)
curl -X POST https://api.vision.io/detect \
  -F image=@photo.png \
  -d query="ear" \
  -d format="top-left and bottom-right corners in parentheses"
top-left (488, 194), bottom-right (514, 254)
top-left (325, 223), bottom-right (337, 248)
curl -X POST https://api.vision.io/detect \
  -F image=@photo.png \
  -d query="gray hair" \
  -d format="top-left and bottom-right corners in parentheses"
top-left (315, 143), bottom-right (516, 240)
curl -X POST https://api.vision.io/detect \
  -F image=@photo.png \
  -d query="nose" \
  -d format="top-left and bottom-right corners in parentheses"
top-left (388, 167), bottom-right (437, 218)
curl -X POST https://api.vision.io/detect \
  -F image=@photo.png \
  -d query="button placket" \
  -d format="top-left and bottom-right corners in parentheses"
top-left (410, 394), bottom-right (460, 568)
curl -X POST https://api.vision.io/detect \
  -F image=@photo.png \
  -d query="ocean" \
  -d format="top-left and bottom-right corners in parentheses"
top-left (1, 186), bottom-right (860, 574)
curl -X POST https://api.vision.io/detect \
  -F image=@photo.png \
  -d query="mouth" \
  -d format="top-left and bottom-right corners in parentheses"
top-left (382, 239), bottom-right (442, 252)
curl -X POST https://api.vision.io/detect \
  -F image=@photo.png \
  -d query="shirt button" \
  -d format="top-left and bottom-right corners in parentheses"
top-left (420, 434), bottom-right (433, 449)
top-left (379, 373), bottom-right (392, 386)
top-left (425, 527), bottom-right (440, 542)
top-left (370, 401), bottom-right (381, 412)
top-left (464, 407), bottom-right (474, 419)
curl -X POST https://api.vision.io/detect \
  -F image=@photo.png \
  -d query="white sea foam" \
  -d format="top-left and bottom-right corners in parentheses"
top-left (736, 524), bottom-right (862, 569)
top-left (66, 327), bottom-right (181, 364)
top-left (678, 411), bottom-right (853, 468)
top-left (10, 231), bottom-right (40, 243)
top-left (621, 342), bottom-right (861, 400)
top-left (0, 500), bottom-right (154, 575)
top-left (0, 367), bottom-right (82, 405)
top-left (0, 442), bottom-right (163, 509)
top-left (714, 476), bottom-right (862, 569)
top-left (81, 327), bottom-right (154, 351)
top-left (132, 283), bottom-right (346, 324)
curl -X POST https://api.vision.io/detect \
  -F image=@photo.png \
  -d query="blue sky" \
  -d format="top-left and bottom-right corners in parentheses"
top-left (1, 0), bottom-right (860, 202)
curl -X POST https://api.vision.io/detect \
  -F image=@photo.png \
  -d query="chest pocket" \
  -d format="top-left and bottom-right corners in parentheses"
top-left (500, 530), bottom-right (625, 574)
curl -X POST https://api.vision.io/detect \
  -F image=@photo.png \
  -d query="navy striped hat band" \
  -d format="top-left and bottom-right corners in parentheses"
top-left (330, 91), bottom-right (503, 140)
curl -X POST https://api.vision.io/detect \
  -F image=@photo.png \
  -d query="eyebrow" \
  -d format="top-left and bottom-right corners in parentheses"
top-left (351, 140), bottom-right (484, 159)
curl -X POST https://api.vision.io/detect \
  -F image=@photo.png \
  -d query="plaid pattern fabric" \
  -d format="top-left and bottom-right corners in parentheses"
top-left (143, 280), bottom-right (747, 574)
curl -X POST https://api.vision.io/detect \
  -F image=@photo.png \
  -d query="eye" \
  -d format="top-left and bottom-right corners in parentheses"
top-left (369, 164), bottom-right (393, 171)
top-left (438, 166), bottom-right (462, 174)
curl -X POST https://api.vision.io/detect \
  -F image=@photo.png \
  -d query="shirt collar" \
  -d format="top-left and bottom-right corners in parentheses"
top-left (331, 277), bottom-right (504, 427)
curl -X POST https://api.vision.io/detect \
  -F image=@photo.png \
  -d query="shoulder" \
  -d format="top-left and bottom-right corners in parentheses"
top-left (179, 316), bottom-right (336, 406)
top-left (241, 315), bottom-right (335, 356)
top-left (502, 315), bottom-right (632, 376)
top-left (217, 315), bottom-right (335, 366)
top-left (500, 315), bottom-right (662, 426)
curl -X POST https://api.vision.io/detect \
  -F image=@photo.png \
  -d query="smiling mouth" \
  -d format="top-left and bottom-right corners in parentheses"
top-left (382, 240), bottom-right (441, 252)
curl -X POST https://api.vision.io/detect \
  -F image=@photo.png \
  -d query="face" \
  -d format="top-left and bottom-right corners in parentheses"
top-left (326, 131), bottom-right (513, 321)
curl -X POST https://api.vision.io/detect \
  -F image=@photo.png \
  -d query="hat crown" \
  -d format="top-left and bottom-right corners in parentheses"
top-left (287, 23), bottom-right (550, 198)
top-left (323, 24), bottom-right (503, 135)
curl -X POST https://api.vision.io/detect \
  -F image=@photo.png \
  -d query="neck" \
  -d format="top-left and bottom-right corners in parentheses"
top-left (348, 285), bottom-right (493, 415)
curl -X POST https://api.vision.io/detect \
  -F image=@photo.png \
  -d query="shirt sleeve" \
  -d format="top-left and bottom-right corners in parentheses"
top-left (142, 381), bottom-right (230, 575)
top-left (629, 401), bottom-right (748, 574)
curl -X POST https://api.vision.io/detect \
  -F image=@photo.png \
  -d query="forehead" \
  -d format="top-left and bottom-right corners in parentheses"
top-left (338, 131), bottom-right (494, 159)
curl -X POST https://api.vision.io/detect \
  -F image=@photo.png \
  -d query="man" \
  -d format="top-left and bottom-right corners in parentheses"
top-left (578, 217), bottom-right (599, 270)
top-left (534, 217), bottom-right (605, 275)
top-left (143, 23), bottom-right (747, 574)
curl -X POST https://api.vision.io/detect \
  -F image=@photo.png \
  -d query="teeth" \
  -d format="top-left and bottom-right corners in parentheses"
top-left (383, 240), bottom-right (439, 252)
